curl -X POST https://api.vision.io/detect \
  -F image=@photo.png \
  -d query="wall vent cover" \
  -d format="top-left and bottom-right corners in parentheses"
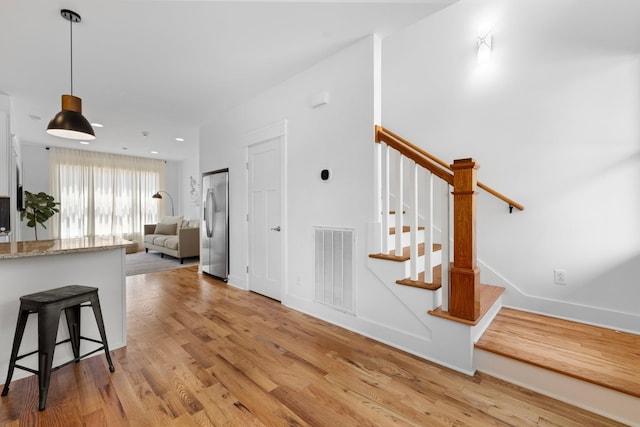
top-left (314, 227), bottom-right (355, 314)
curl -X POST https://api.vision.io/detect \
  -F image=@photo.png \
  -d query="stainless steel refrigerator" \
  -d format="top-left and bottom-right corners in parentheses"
top-left (201, 168), bottom-right (229, 280)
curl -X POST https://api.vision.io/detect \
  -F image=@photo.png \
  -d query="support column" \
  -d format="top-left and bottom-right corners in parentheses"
top-left (449, 158), bottom-right (480, 321)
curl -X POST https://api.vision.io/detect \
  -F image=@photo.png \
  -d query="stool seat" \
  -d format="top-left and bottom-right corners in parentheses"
top-left (20, 285), bottom-right (100, 306)
top-left (1, 285), bottom-right (115, 410)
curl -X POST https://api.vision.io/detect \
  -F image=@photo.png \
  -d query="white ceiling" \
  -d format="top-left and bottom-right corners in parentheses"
top-left (0, 0), bottom-right (456, 160)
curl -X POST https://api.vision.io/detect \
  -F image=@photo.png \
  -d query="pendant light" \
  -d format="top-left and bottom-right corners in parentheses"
top-left (47, 9), bottom-right (95, 140)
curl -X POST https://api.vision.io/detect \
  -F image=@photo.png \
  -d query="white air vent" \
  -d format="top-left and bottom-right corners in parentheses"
top-left (314, 227), bottom-right (355, 314)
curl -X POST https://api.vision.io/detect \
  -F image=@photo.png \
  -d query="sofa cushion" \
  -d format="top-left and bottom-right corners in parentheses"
top-left (154, 222), bottom-right (177, 235)
top-left (152, 235), bottom-right (173, 246)
top-left (164, 236), bottom-right (179, 250)
top-left (144, 234), bottom-right (158, 244)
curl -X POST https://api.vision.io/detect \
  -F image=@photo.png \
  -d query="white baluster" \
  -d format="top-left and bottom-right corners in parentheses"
top-left (381, 143), bottom-right (390, 254)
top-left (395, 152), bottom-right (403, 255)
top-left (410, 161), bottom-right (418, 281)
top-left (423, 172), bottom-right (434, 283)
top-left (441, 179), bottom-right (451, 312)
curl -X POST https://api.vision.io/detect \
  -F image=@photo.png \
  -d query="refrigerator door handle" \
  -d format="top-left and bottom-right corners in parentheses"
top-left (206, 189), bottom-right (216, 238)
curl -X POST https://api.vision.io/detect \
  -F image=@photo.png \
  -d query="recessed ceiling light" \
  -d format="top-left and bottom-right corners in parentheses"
top-left (175, 137), bottom-right (184, 142)
top-left (29, 114), bottom-right (42, 121)
top-left (79, 141), bottom-right (90, 145)
top-left (151, 151), bottom-right (159, 154)
top-left (91, 123), bottom-right (104, 128)
top-left (122, 147), bottom-right (128, 150)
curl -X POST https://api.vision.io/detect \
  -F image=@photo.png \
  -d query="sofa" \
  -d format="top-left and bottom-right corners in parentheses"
top-left (144, 217), bottom-right (200, 263)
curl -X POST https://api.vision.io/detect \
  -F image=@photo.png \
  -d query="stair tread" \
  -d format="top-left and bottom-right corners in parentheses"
top-left (368, 243), bottom-right (442, 262)
top-left (475, 307), bottom-right (640, 398)
top-left (396, 266), bottom-right (442, 290)
top-left (428, 284), bottom-right (504, 326)
top-left (389, 225), bottom-right (425, 235)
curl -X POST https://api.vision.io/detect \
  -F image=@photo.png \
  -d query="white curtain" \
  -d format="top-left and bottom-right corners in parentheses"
top-left (49, 147), bottom-right (166, 246)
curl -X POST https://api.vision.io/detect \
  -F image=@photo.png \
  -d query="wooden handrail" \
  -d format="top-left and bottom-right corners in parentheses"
top-left (375, 126), bottom-right (454, 185)
top-left (375, 126), bottom-right (524, 211)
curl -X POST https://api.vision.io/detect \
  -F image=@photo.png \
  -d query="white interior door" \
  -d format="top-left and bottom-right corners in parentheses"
top-left (248, 137), bottom-right (282, 300)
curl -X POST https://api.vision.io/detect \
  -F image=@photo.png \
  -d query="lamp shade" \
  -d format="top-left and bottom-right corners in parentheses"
top-left (152, 190), bottom-right (174, 215)
top-left (47, 94), bottom-right (96, 140)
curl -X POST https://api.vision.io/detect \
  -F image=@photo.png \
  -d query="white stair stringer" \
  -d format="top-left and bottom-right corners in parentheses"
top-left (368, 257), bottom-right (440, 328)
top-left (367, 254), bottom-right (504, 374)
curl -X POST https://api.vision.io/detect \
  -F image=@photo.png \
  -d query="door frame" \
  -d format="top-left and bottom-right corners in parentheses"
top-left (243, 120), bottom-right (287, 300)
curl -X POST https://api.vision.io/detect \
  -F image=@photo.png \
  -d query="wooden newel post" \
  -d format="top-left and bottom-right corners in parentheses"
top-left (449, 158), bottom-right (480, 321)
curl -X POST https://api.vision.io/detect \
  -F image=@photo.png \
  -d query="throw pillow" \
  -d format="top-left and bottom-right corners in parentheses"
top-left (154, 222), bottom-right (177, 235)
top-left (159, 215), bottom-right (184, 225)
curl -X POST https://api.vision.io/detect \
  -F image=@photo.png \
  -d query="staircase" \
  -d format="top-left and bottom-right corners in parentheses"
top-left (366, 126), bottom-right (522, 373)
top-left (367, 126), bottom-right (637, 425)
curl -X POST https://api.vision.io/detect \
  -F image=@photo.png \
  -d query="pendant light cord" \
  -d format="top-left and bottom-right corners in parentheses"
top-left (69, 16), bottom-right (73, 95)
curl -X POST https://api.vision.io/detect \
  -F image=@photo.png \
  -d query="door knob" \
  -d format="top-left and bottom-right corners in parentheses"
top-left (270, 226), bottom-right (281, 232)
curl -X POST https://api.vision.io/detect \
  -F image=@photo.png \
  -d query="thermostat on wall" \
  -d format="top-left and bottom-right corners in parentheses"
top-left (320, 169), bottom-right (331, 181)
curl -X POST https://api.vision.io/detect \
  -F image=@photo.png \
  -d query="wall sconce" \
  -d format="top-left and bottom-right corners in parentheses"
top-left (477, 29), bottom-right (492, 65)
top-left (152, 191), bottom-right (175, 216)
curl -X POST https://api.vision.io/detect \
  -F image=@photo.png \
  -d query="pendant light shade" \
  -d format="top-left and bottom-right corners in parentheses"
top-left (47, 9), bottom-right (96, 140)
top-left (47, 94), bottom-right (95, 140)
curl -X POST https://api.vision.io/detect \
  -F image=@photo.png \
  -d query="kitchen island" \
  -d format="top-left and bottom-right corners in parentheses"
top-left (0, 236), bottom-right (130, 382)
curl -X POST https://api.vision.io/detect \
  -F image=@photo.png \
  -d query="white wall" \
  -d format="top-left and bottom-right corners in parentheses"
top-left (163, 159), bottom-right (200, 220)
top-left (382, 0), bottom-right (640, 331)
top-left (200, 36), bottom-right (439, 350)
top-left (180, 155), bottom-right (201, 221)
top-left (0, 94), bottom-right (10, 197)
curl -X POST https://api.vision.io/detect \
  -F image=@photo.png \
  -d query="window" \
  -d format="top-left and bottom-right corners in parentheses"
top-left (49, 147), bottom-right (165, 246)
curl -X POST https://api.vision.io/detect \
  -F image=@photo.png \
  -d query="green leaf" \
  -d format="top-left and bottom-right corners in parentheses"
top-left (20, 190), bottom-right (59, 240)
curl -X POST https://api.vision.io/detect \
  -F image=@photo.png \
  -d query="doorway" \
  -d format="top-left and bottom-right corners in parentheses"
top-left (246, 122), bottom-right (286, 301)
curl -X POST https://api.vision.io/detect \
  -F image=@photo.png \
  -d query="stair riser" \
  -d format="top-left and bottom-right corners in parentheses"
top-left (387, 232), bottom-right (425, 250)
top-left (368, 257), bottom-right (442, 311)
top-left (475, 350), bottom-right (639, 426)
top-left (399, 252), bottom-right (442, 277)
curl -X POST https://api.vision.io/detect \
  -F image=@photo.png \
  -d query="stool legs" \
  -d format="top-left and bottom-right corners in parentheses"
top-left (1, 308), bottom-right (30, 397)
top-left (64, 305), bottom-right (82, 361)
top-left (38, 306), bottom-right (62, 411)
top-left (89, 295), bottom-right (115, 372)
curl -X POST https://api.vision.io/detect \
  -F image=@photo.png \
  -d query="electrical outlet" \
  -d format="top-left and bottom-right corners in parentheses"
top-left (554, 269), bottom-right (567, 285)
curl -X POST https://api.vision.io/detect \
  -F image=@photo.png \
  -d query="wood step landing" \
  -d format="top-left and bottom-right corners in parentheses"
top-left (428, 284), bottom-right (504, 326)
top-left (475, 307), bottom-right (640, 399)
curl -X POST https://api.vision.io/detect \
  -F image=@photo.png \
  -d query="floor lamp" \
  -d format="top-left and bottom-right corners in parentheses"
top-left (152, 191), bottom-right (174, 216)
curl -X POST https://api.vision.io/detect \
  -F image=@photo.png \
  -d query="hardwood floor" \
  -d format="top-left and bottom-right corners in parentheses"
top-left (0, 267), bottom-right (624, 426)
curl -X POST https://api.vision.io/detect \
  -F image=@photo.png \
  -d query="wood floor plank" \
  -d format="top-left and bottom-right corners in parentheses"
top-left (0, 267), bottom-right (626, 426)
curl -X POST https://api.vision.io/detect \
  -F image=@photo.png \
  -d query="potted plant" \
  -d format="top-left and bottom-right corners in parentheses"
top-left (21, 191), bottom-right (59, 240)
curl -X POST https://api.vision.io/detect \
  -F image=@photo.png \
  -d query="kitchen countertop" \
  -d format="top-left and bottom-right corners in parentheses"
top-left (0, 236), bottom-right (131, 259)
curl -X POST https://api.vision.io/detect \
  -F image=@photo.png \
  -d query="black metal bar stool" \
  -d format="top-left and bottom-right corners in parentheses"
top-left (1, 285), bottom-right (115, 410)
